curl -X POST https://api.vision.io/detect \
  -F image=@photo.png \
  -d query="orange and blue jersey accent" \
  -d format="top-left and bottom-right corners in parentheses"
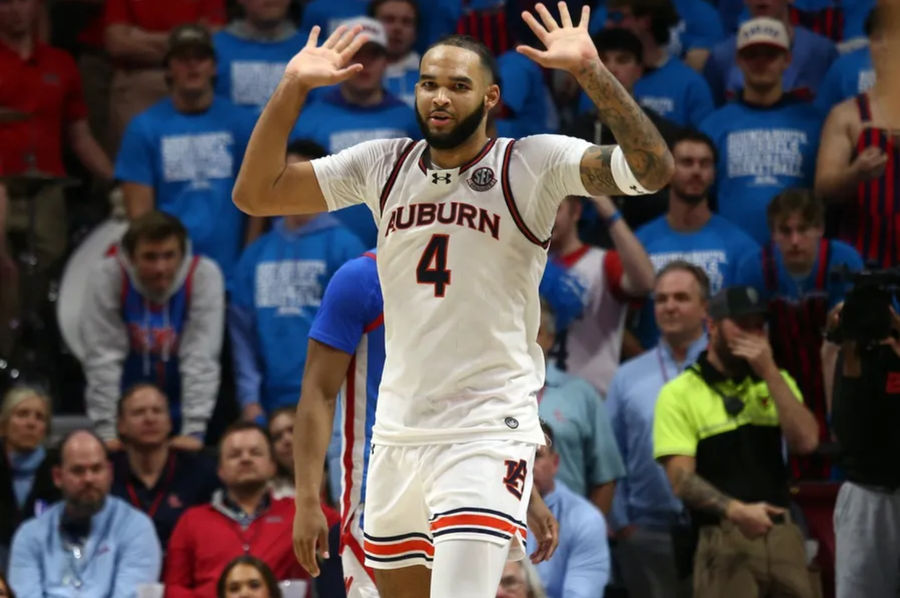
top-left (842, 93), bottom-right (900, 267)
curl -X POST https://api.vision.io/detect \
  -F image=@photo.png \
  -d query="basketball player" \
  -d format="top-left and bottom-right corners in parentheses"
top-left (293, 250), bottom-right (559, 597)
top-left (234, 4), bottom-right (673, 596)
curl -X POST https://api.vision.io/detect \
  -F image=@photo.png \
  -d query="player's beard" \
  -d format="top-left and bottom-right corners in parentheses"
top-left (416, 102), bottom-right (487, 150)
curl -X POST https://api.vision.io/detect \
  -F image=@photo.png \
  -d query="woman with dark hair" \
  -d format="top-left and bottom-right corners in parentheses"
top-left (0, 570), bottom-right (16, 598)
top-left (217, 555), bottom-right (282, 598)
top-left (267, 407), bottom-right (296, 499)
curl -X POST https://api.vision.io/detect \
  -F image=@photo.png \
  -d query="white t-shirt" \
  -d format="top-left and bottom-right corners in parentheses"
top-left (312, 135), bottom-right (594, 445)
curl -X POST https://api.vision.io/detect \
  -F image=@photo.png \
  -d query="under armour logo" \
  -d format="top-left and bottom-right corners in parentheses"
top-left (432, 173), bottom-right (452, 185)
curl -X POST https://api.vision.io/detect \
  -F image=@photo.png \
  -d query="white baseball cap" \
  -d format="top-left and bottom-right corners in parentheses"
top-left (336, 16), bottom-right (388, 49)
top-left (736, 17), bottom-right (790, 52)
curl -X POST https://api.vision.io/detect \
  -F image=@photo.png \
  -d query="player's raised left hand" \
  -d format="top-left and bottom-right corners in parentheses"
top-left (283, 24), bottom-right (370, 90)
top-left (517, 2), bottom-right (600, 74)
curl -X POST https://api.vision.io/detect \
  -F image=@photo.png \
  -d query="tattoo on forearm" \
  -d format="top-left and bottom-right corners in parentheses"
top-left (577, 60), bottom-right (672, 194)
top-left (672, 468), bottom-right (733, 517)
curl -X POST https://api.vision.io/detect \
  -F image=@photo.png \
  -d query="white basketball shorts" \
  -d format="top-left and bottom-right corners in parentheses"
top-left (341, 507), bottom-right (380, 598)
top-left (362, 439), bottom-right (536, 570)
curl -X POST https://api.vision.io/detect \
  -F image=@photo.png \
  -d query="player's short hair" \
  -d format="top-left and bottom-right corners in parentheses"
top-left (766, 188), bottom-right (825, 231)
top-left (218, 421), bottom-right (274, 459)
top-left (608, 0), bottom-right (680, 46)
top-left (670, 129), bottom-right (719, 165)
top-left (592, 27), bottom-right (644, 65)
top-left (117, 382), bottom-right (168, 418)
top-left (122, 210), bottom-right (188, 257)
top-left (425, 34), bottom-right (500, 86)
top-left (286, 139), bottom-right (328, 160)
top-left (656, 259), bottom-right (711, 301)
top-left (367, 0), bottom-right (420, 26)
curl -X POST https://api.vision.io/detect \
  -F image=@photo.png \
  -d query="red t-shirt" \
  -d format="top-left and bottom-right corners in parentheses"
top-left (0, 41), bottom-right (87, 176)
top-left (104, 0), bottom-right (226, 32)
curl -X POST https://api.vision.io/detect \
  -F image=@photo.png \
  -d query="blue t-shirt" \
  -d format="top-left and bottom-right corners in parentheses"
top-left (590, 0), bottom-right (725, 55)
top-left (114, 97), bottom-right (256, 278)
top-left (577, 56), bottom-right (714, 127)
top-left (384, 53), bottom-right (420, 108)
top-left (229, 216), bottom-right (366, 411)
top-left (734, 239), bottom-right (863, 310)
top-left (290, 89), bottom-right (419, 247)
top-left (310, 252), bottom-right (384, 512)
top-left (496, 50), bottom-right (556, 138)
top-left (700, 97), bottom-right (824, 244)
top-left (213, 28), bottom-right (306, 112)
top-left (634, 214), bottom-right (759, 347)
top-left (814, 46), bottom-right (874, 115)
top-left (704, 26), bottom-right (838, 105)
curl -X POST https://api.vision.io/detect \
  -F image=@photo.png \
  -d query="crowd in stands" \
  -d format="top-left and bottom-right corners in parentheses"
top-left (0, 0), bottom-right (896, 596)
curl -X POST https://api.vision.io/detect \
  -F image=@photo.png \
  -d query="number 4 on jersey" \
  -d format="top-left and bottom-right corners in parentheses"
top-left (417, 234), bottom-right (451, 297)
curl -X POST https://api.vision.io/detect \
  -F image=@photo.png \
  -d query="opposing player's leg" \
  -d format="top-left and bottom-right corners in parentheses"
top-left (423, 439), bottom-right (537, 598)
top-left (430, 539), bottom-right (510, 598)
top-left (363, 444), bottom-right (435, 598)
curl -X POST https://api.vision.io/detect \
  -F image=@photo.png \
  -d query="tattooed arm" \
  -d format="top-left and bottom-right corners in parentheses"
top-left (662, 455), bottom-right (785, 538)
top-left (517, 3), bottom-right (674, 196)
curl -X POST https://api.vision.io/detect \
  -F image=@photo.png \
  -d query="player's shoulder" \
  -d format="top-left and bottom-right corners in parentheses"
top-left (330, 252), bottom-right (379, 288)
top-left (510, 134), bottom-right (591, 163)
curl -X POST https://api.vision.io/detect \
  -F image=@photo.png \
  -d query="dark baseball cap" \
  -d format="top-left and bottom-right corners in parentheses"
top-left (708, 286), bottom-right (768, 320)
top-left (165, 24), bottom-right (215, 63)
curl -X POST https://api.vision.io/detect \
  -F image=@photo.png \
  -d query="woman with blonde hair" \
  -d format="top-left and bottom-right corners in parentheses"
top-left (0, 385), bottom-right (59, 567)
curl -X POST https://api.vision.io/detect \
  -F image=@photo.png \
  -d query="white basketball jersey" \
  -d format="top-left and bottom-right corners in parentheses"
top-left (312, 134), bottom-right (594, 445)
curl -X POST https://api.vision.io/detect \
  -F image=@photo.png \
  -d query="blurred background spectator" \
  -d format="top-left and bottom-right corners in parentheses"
top-left (371, 0), bottom-right (420, 107)
top-left (103, 0), bottom-right (226, 154)
top-left (114, 24), bottom-right (258, 279)
top-left (228, 140), bottom-right (364, 420)
top-left (109, 384), bottom-right (220, 547)
top-left (79, 211), bottom-right (224, 445)
top-left (633, 130), bottom-right (758, 350)
top-left (8, 429), bottom-right (161, 597)
top-left (527, 422), bottom-right (610, 598)
top-left (0, 384), bottom-right (59, 572)
top-left (700, 18), bottom-right (823, 245)
top-left (496, 558), bottom-right (548, 598)
top-left (606, 261), bottom-right (709, 598)
top-left (217, 555), bottom-right (283, 598)
top-left (704, 0), bottom-right (837, 105)
top-left (213, 0), bottom-right (305, 113)
top-left (267, 406), bottom-right (296, 499)
top-left (536, 300), bottom-right (625, 515)
top-left (815, 6), bottom-right (898, 268)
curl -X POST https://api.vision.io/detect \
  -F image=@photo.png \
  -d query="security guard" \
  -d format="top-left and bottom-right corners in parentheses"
top-left (653, 285), bottom-right (820, 598)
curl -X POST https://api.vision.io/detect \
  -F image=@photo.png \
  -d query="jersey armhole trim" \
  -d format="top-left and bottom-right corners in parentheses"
top-left (500, 140), bottom-right (551, 249)
top-left (379, 140), bottom-right (419, 216)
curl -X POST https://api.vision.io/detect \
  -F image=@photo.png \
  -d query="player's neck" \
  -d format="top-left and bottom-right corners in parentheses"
top-left (340, 84), bottom-right (384, 107)
top-left (126, 443), bottom-right (169, 488)
top-left (172, 87), bottom-right (215, 113)
top-left (667, 196), bottom-right (711, 232)
top-left (0, 31), bottom-right (34, 59)
top-left (428, 130), bottom-right (490, 170)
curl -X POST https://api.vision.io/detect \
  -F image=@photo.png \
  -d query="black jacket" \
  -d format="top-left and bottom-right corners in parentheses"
top-left (0, 446), bottom-right (61, 547)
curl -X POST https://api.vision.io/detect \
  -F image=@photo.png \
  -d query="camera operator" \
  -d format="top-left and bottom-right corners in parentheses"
top-left (831, 280), bottom-right (900, 598)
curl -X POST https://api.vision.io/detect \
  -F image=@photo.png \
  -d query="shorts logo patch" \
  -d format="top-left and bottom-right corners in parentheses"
top-left (504, 417), bottom-right (519, 429)
top-left (467, 167), bottom-right (496, 191)
top-left (503, 459), bottom-right (528, 500)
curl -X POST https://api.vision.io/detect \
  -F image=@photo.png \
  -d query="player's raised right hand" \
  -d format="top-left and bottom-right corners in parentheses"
top-left (284, 24), bottom-right (370, 90)
top-left (293, 499), bottom-right (331, 577)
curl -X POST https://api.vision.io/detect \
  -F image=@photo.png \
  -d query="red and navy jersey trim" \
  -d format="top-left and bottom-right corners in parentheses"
top-left (416, 138), bottom-right (497, 175)
top-left (500, 140), bottom-right (551, 248)
top-left (379, 140), bottom-right (419, 216)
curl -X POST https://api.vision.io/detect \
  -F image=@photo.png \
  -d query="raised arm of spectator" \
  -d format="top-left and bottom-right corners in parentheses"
top-left (518, 4), bottom-right (673, 195)
top-left (68, 120), bottom-right (114, 181)
top-left (815, 99), bottom-right (887, 202)
top-left (110, 513), bottom-right (163, 598)
top-left (233, 26), bottom-right (370, 216)
top-left (590, 194), bottom-right (654, 296)
top-left (178, 257), bottom-right (224, 441)
top-left (80, 259), bottom-right (131, 442)
top-left (561, 509), bottom-right (610, 597)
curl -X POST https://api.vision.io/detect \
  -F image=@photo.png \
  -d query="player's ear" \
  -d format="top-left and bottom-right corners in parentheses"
top-left (484, 84), bottom-right (500, 112)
